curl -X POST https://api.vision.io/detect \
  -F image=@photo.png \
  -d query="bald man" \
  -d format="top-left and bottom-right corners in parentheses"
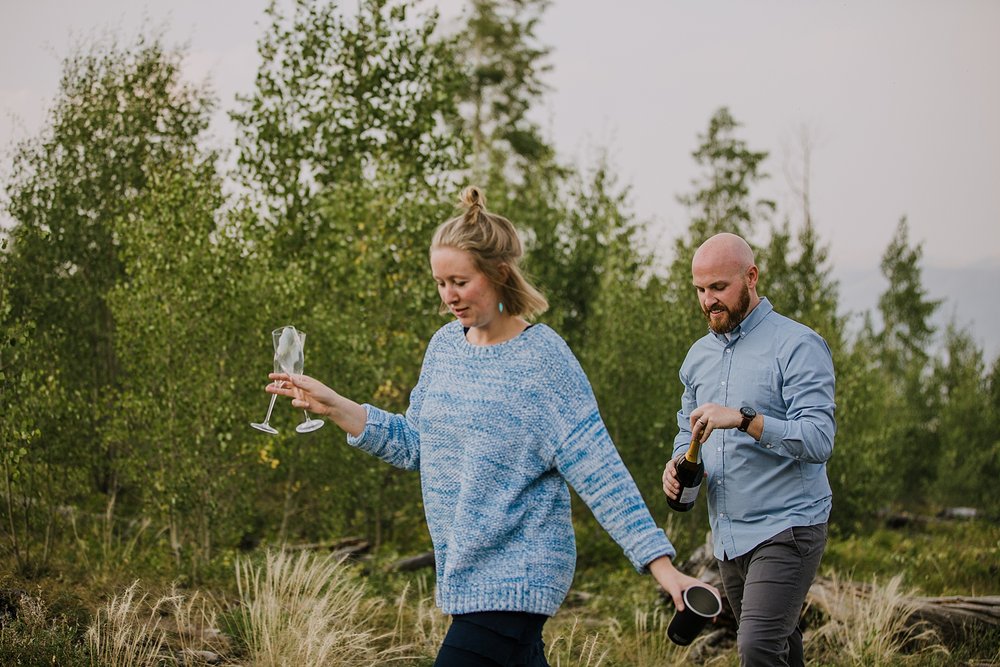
top-left (663, 233), bottom-right (836, 667)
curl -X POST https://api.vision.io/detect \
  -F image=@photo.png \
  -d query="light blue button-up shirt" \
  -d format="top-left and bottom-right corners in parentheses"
top-left (673, 298), bottom-right (835, 560)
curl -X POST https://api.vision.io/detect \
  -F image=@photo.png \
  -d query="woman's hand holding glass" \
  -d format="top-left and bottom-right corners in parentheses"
top-left (266, 373), bottom-right (367, 438)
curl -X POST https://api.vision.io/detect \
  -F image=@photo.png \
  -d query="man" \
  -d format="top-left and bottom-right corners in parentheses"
top-left (663, 232), bottom-right (835, 666)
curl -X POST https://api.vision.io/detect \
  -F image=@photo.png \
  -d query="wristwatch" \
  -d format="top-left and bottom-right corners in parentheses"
top-left (738, 406), bottom-right (756, 432)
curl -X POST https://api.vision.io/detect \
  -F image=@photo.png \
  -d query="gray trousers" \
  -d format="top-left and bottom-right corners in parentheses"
top-left (717, 523), bottom-right (827, 667)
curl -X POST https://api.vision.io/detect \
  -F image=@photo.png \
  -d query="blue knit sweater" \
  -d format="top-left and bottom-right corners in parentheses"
top-left (347, 320), bottom-right (675, 616)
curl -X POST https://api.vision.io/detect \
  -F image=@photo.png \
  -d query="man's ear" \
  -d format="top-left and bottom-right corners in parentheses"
top-left (746, 264), bottom-right (759, 290)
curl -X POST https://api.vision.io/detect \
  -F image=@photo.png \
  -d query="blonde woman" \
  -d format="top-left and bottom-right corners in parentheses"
top-left (268, 187), bottom-right (712, 666)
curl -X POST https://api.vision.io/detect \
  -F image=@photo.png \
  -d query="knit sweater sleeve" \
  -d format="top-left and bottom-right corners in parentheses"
top-left (544, 337), bottom-right (676, 571)
top-left (344, 330), bottom-right (440, 471)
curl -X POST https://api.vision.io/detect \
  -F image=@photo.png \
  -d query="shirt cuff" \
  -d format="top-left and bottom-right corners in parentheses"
top-left (758, 415), bottom-right (785, 451)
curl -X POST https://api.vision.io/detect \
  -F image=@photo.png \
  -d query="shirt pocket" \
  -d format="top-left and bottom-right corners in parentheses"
top-left (727, 367), bottom-right (774, 409)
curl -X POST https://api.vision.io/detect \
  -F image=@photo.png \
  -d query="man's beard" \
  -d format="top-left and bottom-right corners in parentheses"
top-left (704, 283), bottom-right (752, 334)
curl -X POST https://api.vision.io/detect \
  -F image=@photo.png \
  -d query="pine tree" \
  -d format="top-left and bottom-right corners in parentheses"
top-left (872, 218), bottom-right (942, 506)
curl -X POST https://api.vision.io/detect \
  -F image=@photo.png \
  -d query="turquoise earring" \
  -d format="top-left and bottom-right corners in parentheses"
top-left (498, 302), bottom-right (504, 313)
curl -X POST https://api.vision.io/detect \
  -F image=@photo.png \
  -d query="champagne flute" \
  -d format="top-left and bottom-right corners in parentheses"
top-left (273, 326), bottom-right (325, 434)
top-left (249, 329), bottom-right (284, 435)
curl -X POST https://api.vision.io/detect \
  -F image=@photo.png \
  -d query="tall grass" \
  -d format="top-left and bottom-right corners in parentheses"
top-left (86, 581), bottom-right (167, 667)
top-left (809, 573), bottom-right (950, 666)
top-left (389, 574), bottom-right (448, 659)
top-left (232, 549), bottom-right (410, 666)
top-left (158, 584), bottom-right (228, 664)
top-left (544, 615), bottom-right (610, 667)
top-left (542, 606), bottom-right (721, 667)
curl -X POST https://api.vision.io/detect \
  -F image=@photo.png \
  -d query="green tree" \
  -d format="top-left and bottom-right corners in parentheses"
top-left (2, 32), bottom-right (215, 557)
top-left (233, 0), bottom-right (467, 239)
top-left (873, 218), bottom-right (942, 506)
top-left (986, 356), bottom-right (1000, 517)
top-left (676, 107), bottom-right (774, 244)
top-left (457, 0), bottom-right (553, 183)
top-left (453, 0), bottom-right (585, 345)
top-left (0, 239), bottom-right (69, 575)
top-left (828, 317), bottom-right (897, 525)
top-left (930, 324), bottom-right (999, 515)
top-left (877, 218), bottom-right (940, 377)
top-left (760, 220), bottom-right (844, 354)
top-left (106, 154), bottom-right (268, 573)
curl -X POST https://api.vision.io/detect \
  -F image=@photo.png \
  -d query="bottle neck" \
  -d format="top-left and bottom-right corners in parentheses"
top-left (685, 434), bottom-right (702, 464)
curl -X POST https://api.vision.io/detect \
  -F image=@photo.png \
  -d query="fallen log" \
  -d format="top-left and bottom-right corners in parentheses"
top-left (387, 550), bottom-right (435, 572)
top-left (284, 536), bottom-right (371, 558)
top-left (910, 594), bottom-right (1000, 639)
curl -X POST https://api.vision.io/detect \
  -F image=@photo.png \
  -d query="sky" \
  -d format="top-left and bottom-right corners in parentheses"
top-left (2, 0), bottom-right (999, 353)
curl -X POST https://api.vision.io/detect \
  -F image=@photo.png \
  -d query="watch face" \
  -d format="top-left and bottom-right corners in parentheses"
top-left (741, 407), bottom-right (756, 419)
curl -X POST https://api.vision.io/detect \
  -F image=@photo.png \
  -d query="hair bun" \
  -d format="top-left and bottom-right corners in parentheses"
top-left (459, 186), bottom-right (486, 214)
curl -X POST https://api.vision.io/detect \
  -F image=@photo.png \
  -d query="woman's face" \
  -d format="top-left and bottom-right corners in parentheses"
top-left (430, 246), bottom-right (501, 329)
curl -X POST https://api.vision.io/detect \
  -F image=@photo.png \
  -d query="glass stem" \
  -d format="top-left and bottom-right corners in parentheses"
top-left (262, 393), bottom-right (278, 424)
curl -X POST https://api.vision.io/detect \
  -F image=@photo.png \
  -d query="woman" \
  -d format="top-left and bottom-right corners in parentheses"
top-left (267, 187), bottom-right (711, 666)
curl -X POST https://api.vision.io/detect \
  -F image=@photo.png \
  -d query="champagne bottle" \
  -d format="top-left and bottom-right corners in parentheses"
top-left (667, 432), bottom-right (704, 512)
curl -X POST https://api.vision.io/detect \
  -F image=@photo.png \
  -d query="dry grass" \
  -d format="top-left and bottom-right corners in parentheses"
top-left (542, 606), bottom-right (720, 667)
top-left (544, 615), bottom-right (610, 667)
top-left (809, 572), bottom-right (950, 666)
top-left (232, 549), bottom-right (411, 666)
top-left (158, 584), bottom-right (230, 665)
top-left (85, 580), bottom-right (229, 666)
top-left (388, 573), bottom-right (448, 659)
top-left (46, 553), bottom-right (990, 666)
top-left (86, 581), bottom-right (167, 667)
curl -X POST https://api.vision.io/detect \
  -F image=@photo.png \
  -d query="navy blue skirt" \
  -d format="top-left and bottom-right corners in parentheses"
top-left (433, 611), bottom-right (549, 667)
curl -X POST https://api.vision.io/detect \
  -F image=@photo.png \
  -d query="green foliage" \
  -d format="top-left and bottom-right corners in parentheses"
top-left (676, 106), bottom-right (775, 241)
top-left (877, 218), bottom-right (941, 373)
top-left (930, 325), bottom-right (1000, 516)
top-left (823, 519), bottom-right (1000, 596)
top-left (458, 0), bottom-right (553, 180)
top-left (4, 30), bottom-right (213, 410)
top-left (0, 252), bottom-right (63, 575)
top-left (230, 0), bottom-right (470, 549)
top-left (568, 164), bottom-right (671, 503)
top-left (827, 329), bottom-right (899, 525)
top-left (233, 0), bottom-right (467, 231)
top-left (872, 219), bottom-right (943, 506)
top-left (0, 594), bottom-right (91, 667)
top-left (2, 32), bottom-right (213, 575)
top-left (107, 155), bottom-right (265, 573)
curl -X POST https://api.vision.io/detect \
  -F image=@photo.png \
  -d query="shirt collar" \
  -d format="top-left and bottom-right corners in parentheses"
top-left (710, 297), bottom-right (773, 344)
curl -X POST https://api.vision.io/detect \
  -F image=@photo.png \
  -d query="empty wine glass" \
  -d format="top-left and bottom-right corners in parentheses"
top-left (250, 325), bottom-right (324, 434)
top-left (272, 326), bottom-right (325, 434)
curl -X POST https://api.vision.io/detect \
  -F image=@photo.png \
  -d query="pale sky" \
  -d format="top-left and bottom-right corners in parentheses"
top-left (2, 0), bottom-right (999, 352)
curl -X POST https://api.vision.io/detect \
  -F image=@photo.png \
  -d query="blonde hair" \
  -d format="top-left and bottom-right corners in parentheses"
top-left (431, 186), bottom-right (548, 319)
